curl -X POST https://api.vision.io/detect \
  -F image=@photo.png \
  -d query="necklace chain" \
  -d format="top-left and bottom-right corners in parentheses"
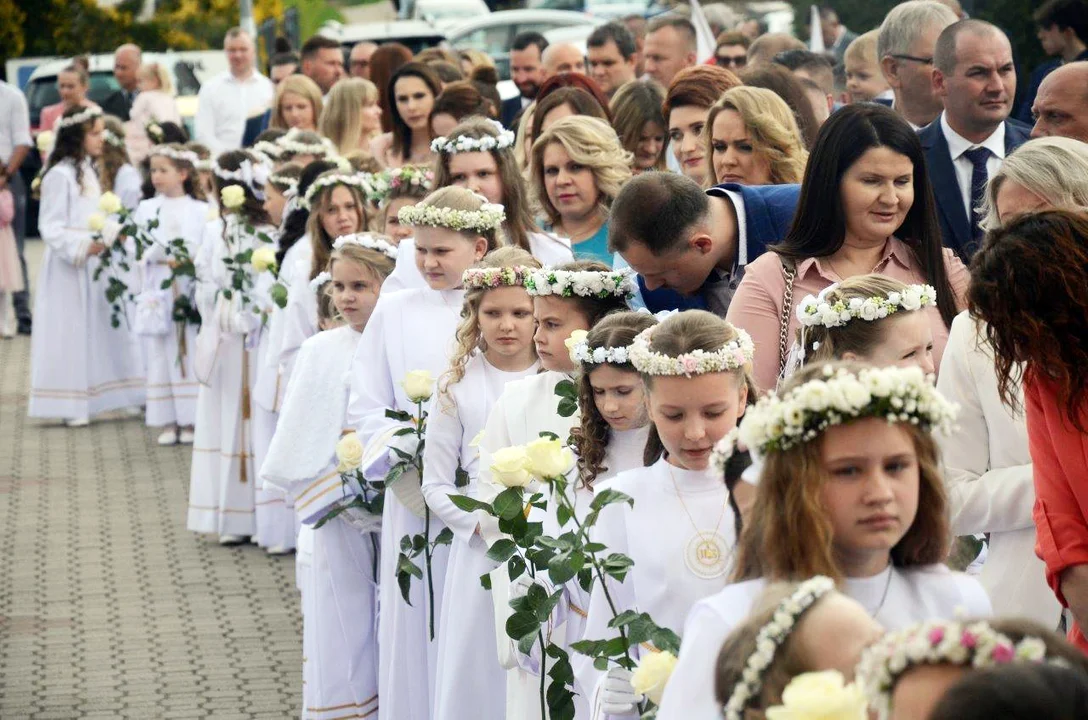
top-left (869, 566), bottom-right (894, 618)
top-left (668, 464), bottom-right (728, 536)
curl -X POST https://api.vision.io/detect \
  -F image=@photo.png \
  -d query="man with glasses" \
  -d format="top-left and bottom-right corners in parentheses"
top-left (349, 42), bottom-right (378, 81)
top-left (714, 31), bottom-right (749, 71)
top-left (877, 0), bottom-right (958, 128)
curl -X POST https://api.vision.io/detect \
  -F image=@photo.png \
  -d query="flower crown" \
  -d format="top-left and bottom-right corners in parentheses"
top-left (277, 128), bottom-right (336, 157)
top-left (524, 268), bottom-right (635, 299)
top-left (362, 166), bottom-right (434, 206)
top-left (103, 129), bottom-right (125, 149)
top-left (268, 172), bottom-right (299, 194)
top-left (462, 265), bottom-right (534, 290)
top-left (398, 202), bottom-right (505, 233)
top-left (723, 576), bottom-right (837, 720)
top-left (301, 174), bottom-right (368, 210)
top-left (309, 270), bottom-right (332, 293)
top-left (858, 619), bottom-right (1053, 720)
top-left (431, 122), bottom-right (516, 155)
top-left (214, 157), bottom-right (270, 190)
top-left (332, 232), bottom-right (398, 260)
top-left (797, 284), bottom-right (937, 329)
top-left (252, 140), bottom-right (284, 160)
top-left (629, 325), bottom-right (755, 378)
top-left (57, 106), bottom-right (102, 130)
top-left (569, 339), bottom-right (632, 366)
top-left (193, 158), bottom-right (213, 172)
top-left (145, 120), bottom-right (164, 142)
top-left (150, 146), bottom-right (199, 165)
top-left (713, 365), bottom-right (958, 465)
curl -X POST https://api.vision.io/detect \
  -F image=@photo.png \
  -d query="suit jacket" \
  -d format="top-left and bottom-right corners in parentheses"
top-left (501, 96), bottom-right (525, 129)
top-left (918, 118), bottom-right (1031, 262)
top-left (100, 90), bottom-right (135, 122)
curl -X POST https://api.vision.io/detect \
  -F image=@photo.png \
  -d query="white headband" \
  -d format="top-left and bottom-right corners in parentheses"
top-left (57, 106), bottom-right (102, 130)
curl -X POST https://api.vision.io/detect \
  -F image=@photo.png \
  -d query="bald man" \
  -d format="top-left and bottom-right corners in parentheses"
top-left (101, 44), bottom-right (142, 121)
top-left (1031, 61), bottom-right (1088, 141)
top-left (543, 43), bottom-right (586, 76)
top-left (349, 42), bottom-right (378, 80)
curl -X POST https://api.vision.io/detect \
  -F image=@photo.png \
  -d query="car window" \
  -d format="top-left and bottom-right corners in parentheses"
top-left (452, 25), bottom-right (512, 55)
top-left (513, 21), bottom-right (570, 35)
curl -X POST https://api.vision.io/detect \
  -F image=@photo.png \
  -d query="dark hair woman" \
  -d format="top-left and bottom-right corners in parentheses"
top-left (370, 62), bottom-right (442, 169)
top-left (725, 103), bottom-right (965, 391)
top-left (530, 86), bottom-right (611, 147)
top-left (369, 42), bottom-right (413, 134)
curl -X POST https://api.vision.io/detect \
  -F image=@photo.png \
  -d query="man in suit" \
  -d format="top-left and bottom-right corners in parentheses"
top-left (502, 32), bottom-right (549, 128)
top-left (100, 44), bottom-right (142, 121)
top-left (608, 172), bottom-right (800, 316)
top-left (878, 1), bottom-right (958, 129)
top-left (919, 19), bottom-right (1030, 262)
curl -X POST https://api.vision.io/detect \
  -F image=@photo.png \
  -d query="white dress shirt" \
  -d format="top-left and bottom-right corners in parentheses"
top-left (194, 69), bottom-right (274, 155)
top-left (0, 81), bottom-right (31, 164)
top-left (940, 111), bottom-right (1006, 221)
top-left (936, 311), bottom-right (1062, 627)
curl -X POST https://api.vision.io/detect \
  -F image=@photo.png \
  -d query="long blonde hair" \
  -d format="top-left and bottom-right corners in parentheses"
top-left (705, 86), bottom-right (808, 185)
top-left (530, 116), bottom-right (633, 228)
top-left (305, 173), bottom-right (370, 279)
top-left (440, 246), bottom-right (541, 394)
top-left (319, 77), bottom-right (381, 155)
top-left (272, 75), bottom-right (324, 131)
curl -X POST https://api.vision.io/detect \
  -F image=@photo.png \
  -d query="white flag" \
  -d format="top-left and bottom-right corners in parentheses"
top-left (809, 5), bottom-right (826, 53)
top-left (689, 0), bottom-right (718, 64)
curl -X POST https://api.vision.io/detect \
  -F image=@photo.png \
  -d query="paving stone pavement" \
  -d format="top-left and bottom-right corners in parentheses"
top-left (0, 241), bottom-right (302, 719)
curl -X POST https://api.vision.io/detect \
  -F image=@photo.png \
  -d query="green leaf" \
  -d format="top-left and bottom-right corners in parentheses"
top-left (433, 527), bottom-right (454, 547)
top-left (411, 534), bottom-right (426, 553)
top-left (554, 379), bottom-right (578, 400)
top-left (556, 502), bottom-right (571, 528)
top-left (538, 431), bottom-right (560, 441)
top-left (547, 550), bottom-right (583, 586)
top-left (486, 539), bottom-right (517, 563)
top-left (392, 427), bottom-right (415, 437)
top-left (449, 495), bottom-right (492, 515)
top-left (557, 398), bottom-right (579, 418)
top-left (479, 573), bottom-right (492, 591)
top-left (506, 611), bottom-right (541, 655)
top-left (603, 552), bottom-right (635, 583)
top-left (493, 488), bottom-right (525, 521)
top-left (400, 535), bottom-right (414, 553)
top-left (385, 409), bottom-right (413, 422)
top-left (651, 626), bottom-right (682, 656)
top-left (590, 488), bottom-right (635, 512)
top-left (507, 554), bottom-right (525, 582)
top-left (270, 282), bottom-right (288, 309)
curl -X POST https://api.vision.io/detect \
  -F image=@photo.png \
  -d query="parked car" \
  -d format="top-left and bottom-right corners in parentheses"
top-left (409, 0), bottom-right (492, 30)
top-left (527, 0), bottom-right (663, 20)
top-left (319, 20), bottom-right (449, 56)
top-left (447, 9), bottom-right (603, 80)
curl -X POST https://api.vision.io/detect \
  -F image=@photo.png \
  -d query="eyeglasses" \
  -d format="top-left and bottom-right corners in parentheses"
top-left (889, 54), bottom-right (933, 65)
top-left (716, 55), bottom-right (747, 68)
top-left (351, 60), bottom-right (370, 70)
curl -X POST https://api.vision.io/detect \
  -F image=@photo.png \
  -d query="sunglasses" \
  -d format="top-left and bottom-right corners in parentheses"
top-left (716, 55), bottom-right (747, 68)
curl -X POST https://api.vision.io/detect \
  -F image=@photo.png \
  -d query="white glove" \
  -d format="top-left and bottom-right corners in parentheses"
top-left (601, 667), bottom-right (642, 716)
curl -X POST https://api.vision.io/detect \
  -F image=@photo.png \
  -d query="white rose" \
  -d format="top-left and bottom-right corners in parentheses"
top-left (88, 213), bottom-right (106, 232)
top-left (900, 288), bottom-right (922, 311)
top-left (490, 445), bottom-right (533, 488)
top-left (401, 369), bottom-right (435, 403)
top-left (251, 246), bottom-right (277, 273)
top-left (630, 651), bottom-right (678, 706)
top-left (98, 191), bottom-right (122, 215)
top-left (36, 131), bottom-right (55, 154)
top-left (525, 437), bottom-right (574, 480)
top-left (220, 185), bottom-right (246, 209)
top-left (335, 432), bottom-right (365, 472)
top-left (564, 328), bottom-right (589, 355)
top-left (819, 307), bottom-right (840, 327)
top-left (764, 671), bottom-right (868, 720)
top-left (859, 301), bottom-right (880, 321)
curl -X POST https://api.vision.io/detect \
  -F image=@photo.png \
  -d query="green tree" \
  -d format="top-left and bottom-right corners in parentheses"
top-left (0, 0), bottom-right (26, 69)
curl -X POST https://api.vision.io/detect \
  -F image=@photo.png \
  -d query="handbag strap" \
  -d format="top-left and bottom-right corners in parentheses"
top-left (777, 259), bottom-right (797, 377)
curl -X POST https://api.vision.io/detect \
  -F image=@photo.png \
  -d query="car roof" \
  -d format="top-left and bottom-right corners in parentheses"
top-left (446, 8), bottom-right (598, 36)
top-left (321, 20), bottom-right (449, 43)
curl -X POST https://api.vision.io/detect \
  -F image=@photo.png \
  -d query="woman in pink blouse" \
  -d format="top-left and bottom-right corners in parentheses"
top-left (726, 104), bottom-right (967, 390)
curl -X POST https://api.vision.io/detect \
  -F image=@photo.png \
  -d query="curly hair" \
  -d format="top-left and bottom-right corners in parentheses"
top-left (99, 115), bottom-right (131, 194)
top-left (968, 210), bottom-right (1088, 431)
top-left (530, 116), bottom-right (633, 229)
top-left (795, 274), bottom-right (915, 365)
top-left (661, 64), bottom-right (741, 121)
top-left (705, 86), bottom-right (808, 185)
top-left (572, 311), bottom-right (657, 488)
top-left (304, 172), bottom-right (369, 279)
top-left (439, 246), bottom-right (541, 398)
top-left (433, 116), bottom-right (540, 253)
top-left (45, 106), bottom-right (102, 189)
top-left (731, 360), bottom-right (950, 584)
top-left (215, 149), bottom-right (273, 247)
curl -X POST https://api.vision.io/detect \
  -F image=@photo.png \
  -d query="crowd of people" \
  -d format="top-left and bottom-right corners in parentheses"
top-left (4, 0), bottom-right (1088, 717)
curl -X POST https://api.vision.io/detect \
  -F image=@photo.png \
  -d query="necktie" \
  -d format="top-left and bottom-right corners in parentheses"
top-left (964, 146), bottom-right (992, 243)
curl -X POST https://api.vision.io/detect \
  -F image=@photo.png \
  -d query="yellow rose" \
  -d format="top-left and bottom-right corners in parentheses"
top-left (564, 329), bottom-right (589, 357)
top-left (401, 369), bottom-right (435, 403)
top-left (335, 432), bottom-right (365, 472)
top-left (765, 671), bottom-right (868, 720)
top-left (220, 185), bottom-right (246, 209)
top-left (251, 246), bottom-right (277, 273)
top-left (490, 445), bottom-right (533, 488)
top-left (525, 436), bottom-right (573, 480)
top-left (98, 191), bottom-right (122, 215)
top-left (87, 213), bottom-right (106, 233)
top-left (31, 177), bottom-right (41, 192)
top-left (631, 651), bottom-right (678, 706)
top-left (36, 131), bottom-right (55, 154)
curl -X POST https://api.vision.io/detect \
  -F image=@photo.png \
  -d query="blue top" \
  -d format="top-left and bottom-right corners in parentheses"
top-left (569, 221), bottom-right (613, 266)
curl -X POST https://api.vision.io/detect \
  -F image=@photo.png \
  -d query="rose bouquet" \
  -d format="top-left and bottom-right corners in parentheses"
top-left (88, 192), bottom-right (161, 329)
top-left (217, 187), bottom-right (288, 326)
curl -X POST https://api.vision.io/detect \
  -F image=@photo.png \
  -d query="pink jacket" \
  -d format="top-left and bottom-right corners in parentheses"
top-left (125, 91), bottom-right (181, 164)
top-left (725, 237), bottom-right (969, 391)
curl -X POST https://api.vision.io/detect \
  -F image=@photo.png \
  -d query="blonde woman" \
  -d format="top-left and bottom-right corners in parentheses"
top-left (705, 86), bottom-right (808, 187)
top-left (458, 48), bottom-right (495, 76)
top-left (271, 74), bottom-right (323, 131)
top-left (514, 100), bottom-right (536, 174)
top-left (530, 115), bottom-right (632, 264)
top-left (126, 62), bottom-right (181, 164)
top-left (319, 77), bottom-right (383, 156)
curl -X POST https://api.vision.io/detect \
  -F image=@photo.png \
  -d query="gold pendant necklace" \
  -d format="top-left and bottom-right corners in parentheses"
top-left (669, 465), bottom-right (732, 580)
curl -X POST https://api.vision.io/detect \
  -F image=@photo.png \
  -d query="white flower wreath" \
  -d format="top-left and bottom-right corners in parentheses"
top-left (628, 325), bottom-right (755, 378)
top-left (150, 146), bottom-right (200, 165)
top-left (301, 173), bottom-right (368, 211)
top-left (102, 129), bottom-right (125, 149)
top-left (462, 265), bottom-right (534, 290)
top-left (858, 619), bottom-right (1053, 720)
top-left (398, 202), bottom-right (506, 233)
top-left (309, 270), bottom-right (332, 293)
top-left (193, 159), bottom-right (213, 172)
top-left (362, 166), bottom-right (434, 206)
top-left (712, 365), bottom-right (959, 466)
top-left (276, 128), bottom-right (337, 157)
top-left (56, 105), bottom-right (102, 130)
top-left (722, 576), bottom-right (837, 720)
top-left (431, 123), bottom-right (516, 155)
top-left (524, 268), bottom-right (635, 299)
top-left (797, 284), bottom-right (937, 329)
top-left (267, 172), bottom-right (299, 194)
top-left (569, 339), bottom-right (631, 366)
top-left (252, 140), bottom-right (285, 160)
top-left (332, 232), bottom-right (398, 260)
